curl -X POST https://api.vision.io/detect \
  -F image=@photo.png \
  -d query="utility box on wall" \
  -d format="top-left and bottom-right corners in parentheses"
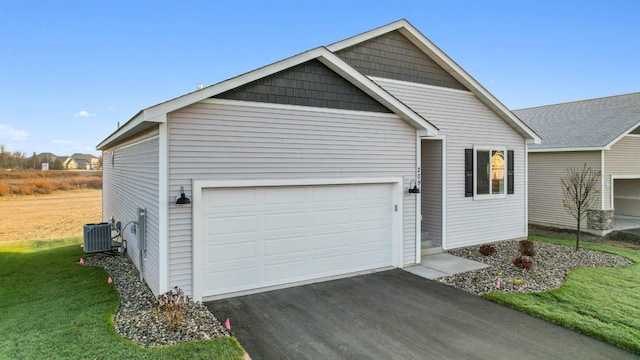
top-left (83, 222), bottom-right (111, 253)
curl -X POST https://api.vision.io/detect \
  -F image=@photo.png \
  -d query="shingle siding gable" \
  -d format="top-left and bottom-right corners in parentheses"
top-left (335, 30), bottom-right (468, 91)
top-left (214, 59), bottom-right (391, 113)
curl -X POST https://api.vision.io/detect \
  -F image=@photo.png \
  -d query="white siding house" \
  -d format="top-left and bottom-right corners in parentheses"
top-left (97, 20), bottom-right (539, 301)
top-left (516, 92), bottom-right (640, 234)
top-left (102, 130), bottom-right (161, 294)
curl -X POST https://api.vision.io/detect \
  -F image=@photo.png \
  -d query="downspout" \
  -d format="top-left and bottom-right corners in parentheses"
top-left (524, 139), bottom-right (529, 236)
top-left (601, 150), bottom-right (606, 209)
top-left (158, 120), bottom-right (169, 293)
top-left (440, 135), bottom-right (447, 250)
top-left (415, 132), bottom-right (421, 264)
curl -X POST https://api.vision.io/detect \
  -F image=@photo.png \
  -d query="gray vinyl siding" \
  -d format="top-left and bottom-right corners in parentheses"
top-left (102, 130), bottom-right (161, 295)
top-left (528, 151), bottom-right (601, 230)
top-left (335, 31), bottom-right (467, 91)
top-left (375, 78), bottom-right (527, 249)
top-left (167, 100), bottom-right (417, 295)
top-left (421, 139), bottom-right (442, 245)
top-left (215, 59), bottom-right (391, 113)
top-left (605, 136), bottom-right (640, 208)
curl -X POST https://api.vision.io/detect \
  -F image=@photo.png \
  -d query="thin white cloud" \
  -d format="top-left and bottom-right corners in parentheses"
top-left (74, 110), bottom-right (96, 118)
top-left (52, 139), bottom-right (73, 144)
top-left (0, 124), bottom-right (28, 141)
top-left (106, 106), bottom-right (114, 111)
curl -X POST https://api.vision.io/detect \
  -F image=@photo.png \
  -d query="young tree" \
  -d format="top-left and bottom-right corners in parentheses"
top-left (561, 164), bottom-right (600, 250)
top-left (31, 152), bottom-right (38, 169)
top-left (50, 158), bottom-right (64, 170)
top-left (0, 144), bottom-right (6, 168)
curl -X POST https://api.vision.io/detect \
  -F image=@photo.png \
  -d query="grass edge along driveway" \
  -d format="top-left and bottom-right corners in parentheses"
top-left (484, 235), bottom-right (640, 355)
top-left (0, 237), bottom-right (245, 360)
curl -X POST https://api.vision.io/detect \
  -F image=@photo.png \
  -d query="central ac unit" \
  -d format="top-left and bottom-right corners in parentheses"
top-left (83, 222), bottom-right (112, 253)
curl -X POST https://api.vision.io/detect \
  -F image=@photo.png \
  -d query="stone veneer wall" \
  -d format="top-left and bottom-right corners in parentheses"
top-left (587, 209), bottom-right (614, 230)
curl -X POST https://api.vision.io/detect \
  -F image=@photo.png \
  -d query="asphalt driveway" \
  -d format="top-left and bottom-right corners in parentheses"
top-left (206, 270), bottom-right (635, 359)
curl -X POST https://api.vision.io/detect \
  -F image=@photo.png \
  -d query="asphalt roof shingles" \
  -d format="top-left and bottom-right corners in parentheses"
top-left (514, 92), bottom-right (640, 150)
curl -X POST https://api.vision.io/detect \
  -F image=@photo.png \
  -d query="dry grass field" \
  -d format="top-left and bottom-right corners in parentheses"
top-left (0, 189), bottom-right (102, 241)
top-left (0, 170), bottom-right (101, 196)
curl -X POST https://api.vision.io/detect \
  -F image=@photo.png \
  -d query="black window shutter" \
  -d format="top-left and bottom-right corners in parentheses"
top-left (507, 150), bottom-right (514, 194)
top-left (465, 149), bottom-right (473, 197)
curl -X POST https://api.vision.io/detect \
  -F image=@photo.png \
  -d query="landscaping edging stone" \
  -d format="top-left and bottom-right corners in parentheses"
top-left (438, 240), bottom-right (632, 295)
top-left (83, 252), bottom-right (229, 347)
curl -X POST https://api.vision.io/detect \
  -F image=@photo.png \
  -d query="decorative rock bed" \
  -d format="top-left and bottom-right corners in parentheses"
top-left (438, 240), bottom-right (633, 295)
top-left (83, 252), bottom-right (229, 347)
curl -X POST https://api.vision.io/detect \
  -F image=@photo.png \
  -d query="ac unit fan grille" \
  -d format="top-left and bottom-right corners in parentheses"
top-left (83, 222), bottom-right (111, 253)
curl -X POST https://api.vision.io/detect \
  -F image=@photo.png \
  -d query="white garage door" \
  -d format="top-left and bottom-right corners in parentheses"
top-left (200, 183), bottom-right (395, 297)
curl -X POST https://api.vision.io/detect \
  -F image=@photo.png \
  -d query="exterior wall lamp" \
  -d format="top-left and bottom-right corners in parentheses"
top-left (408, 180), bottom-right (420, 194)
top-left (176, 186), bottom-right (191, 205)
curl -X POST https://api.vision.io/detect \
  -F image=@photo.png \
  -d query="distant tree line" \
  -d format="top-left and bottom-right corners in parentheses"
top-left (0, 145), bottom-right (63, 170)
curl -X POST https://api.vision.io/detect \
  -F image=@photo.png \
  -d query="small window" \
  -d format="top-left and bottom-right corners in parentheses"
top-left (465, 147), bottom-right (512, 198)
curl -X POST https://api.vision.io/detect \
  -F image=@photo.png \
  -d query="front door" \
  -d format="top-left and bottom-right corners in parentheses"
top-left (421, 138), bottom-right (444, 254)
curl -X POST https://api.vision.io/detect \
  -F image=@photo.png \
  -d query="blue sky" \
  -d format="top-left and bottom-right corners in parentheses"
top-left (1, 1), bottom-right (639, 157)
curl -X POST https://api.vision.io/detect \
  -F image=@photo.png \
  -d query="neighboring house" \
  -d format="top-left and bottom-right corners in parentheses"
top-left (36, 152), bottom-right (60, 162)
top-left (37, 153), bottom-right (65, 170)
top-left (515, 92), bottom-right (640, 235)
top-left (64, 153), bottom-right (100, 170)
top-left (96, 20), bottom-right (540, 301)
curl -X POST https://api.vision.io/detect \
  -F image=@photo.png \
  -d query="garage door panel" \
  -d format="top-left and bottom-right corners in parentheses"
top-left (264, 212), bottom-right (307, 230)
top-left (207, 268), bottom-right (256, 292)
top-left (209, 188), bottom-right (258, 207)
top-left (355, 206), bottom-right (389, 222)
top-left (352, 249), bottom-right (389, 267)
top-left (263, 236), bottom-right (307, 256)
top-left (208, 217), bottom-right (258, 237)
top-left (312, 185), bottom-right (350, 202)
top-left (264, 261), bottom-right (307, 283)
top-left (208, 241), bottom-right (256, 262)
top-left (200, 183), bottom-right (395, 297)
top-left (311, 209), bottom-right (351, 226)
top-left (264, 187), bottom-right (308, 205)
top-left (355, 229), bottom-right (389, 244)
top-left (312, 254), bottom-right (352, 274)
top-left (312, 232), bottom-right (351, 250)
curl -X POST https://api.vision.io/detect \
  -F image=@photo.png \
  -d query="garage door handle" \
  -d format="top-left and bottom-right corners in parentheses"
top-left (395, 205), bottom-right (398, 212)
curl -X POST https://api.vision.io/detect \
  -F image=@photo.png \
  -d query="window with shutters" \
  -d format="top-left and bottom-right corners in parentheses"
top-left (465, 147), bottom-right (514, 199)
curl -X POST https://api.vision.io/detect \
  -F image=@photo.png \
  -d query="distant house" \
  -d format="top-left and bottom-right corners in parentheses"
top-left (97, 19), bottom-right (540, 301)
top-left (515, 92), bottom-right (640, 235)
top-left (37, 152), bottom-right (61, 163)
top-left (63, 153), bottom-right (100, 170)
top-left (36, 153), bottom-right (65, 170)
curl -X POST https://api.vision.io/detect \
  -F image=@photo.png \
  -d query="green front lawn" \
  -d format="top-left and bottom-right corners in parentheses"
top-left (0, 238), bottom-right (245, 360)
top-left (484, 235), bottom-right (640, 354)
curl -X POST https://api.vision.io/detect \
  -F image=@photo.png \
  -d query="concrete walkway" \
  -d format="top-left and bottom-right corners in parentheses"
top-left (614, 215), bottom-right (640, 231)
top-left (403, 253), bottom-right (489, 279)
top-left (206, 270), bottom-right (634, 360)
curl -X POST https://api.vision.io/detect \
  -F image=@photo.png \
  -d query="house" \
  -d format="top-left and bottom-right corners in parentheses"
top-left (514, 92), bottom-right (640, 235)
top-left (36, 152), bottom-right (61, 163)
top-left (63, 153), bottom-right (100, 170)
top-left (96, 19), bottom-right (540, 301)
top-left (36, 152), bottom-right (68, 170)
